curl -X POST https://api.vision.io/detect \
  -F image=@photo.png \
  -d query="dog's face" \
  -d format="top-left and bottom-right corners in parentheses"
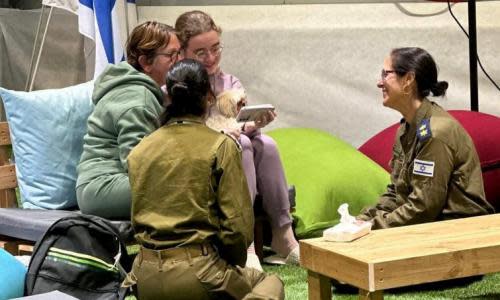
top-left (216, 89), bottom-right (246, 118)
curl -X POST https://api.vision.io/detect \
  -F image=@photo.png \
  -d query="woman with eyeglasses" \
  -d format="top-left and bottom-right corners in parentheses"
top-left (357, 47), bottom-right (494, 229)
top-left (76, 21), bottom-right (181, 218)
top-left (124, 59), bottom-right (284, 300)
top-left (175, 10), bottom-right (300, 269)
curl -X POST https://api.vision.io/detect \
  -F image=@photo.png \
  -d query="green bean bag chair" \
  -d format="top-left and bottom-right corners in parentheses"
top-left (267, 128), bottom-right (390, 238)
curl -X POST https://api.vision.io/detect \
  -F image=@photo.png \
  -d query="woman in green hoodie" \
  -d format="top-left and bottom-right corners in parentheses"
top-left (76, 21), bottom-right (181, 218)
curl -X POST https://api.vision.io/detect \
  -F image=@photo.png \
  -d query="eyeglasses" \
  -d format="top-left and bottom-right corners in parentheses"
top-left (193, 44), bottom-right (224, 61)
top-left (155, 50), bottom-right (180, 61)
top-left (381, 69), bottom-right (397, 80)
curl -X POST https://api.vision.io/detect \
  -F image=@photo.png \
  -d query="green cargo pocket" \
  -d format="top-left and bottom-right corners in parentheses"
top-left (195, 255), bottom-right (251, 299)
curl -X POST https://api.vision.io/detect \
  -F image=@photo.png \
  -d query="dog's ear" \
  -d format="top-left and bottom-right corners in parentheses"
top-left (232, 89), bottom-right (246, 102)
top-left (216, 89), bottom-right (244, 118)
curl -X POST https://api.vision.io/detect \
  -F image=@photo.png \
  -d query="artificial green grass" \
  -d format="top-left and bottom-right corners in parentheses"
top-left (125, 246), bottom-right (500, 299)
top-left (263, 264), bottom-right (500, 300)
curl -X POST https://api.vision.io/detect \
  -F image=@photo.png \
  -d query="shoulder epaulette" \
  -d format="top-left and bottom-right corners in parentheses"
top-left (224, 133), bottom-right (242, 152)
top-left (417, 118), bottom-right (432, 142)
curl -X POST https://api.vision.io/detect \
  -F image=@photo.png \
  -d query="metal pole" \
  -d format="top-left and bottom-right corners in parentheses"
top-left (468, 0), bottom-right (478, 111)
top-left (25, 5), bottom-right (45, 92)
top-left (29, 6), bottom-right (53, 92)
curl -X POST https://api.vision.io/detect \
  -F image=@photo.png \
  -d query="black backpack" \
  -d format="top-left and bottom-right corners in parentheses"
top-left (25, 214), bottom-right (133, 300)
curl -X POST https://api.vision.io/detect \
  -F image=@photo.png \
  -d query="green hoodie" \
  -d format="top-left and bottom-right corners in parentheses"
top-left (76, 61), bottom-right (164, 188)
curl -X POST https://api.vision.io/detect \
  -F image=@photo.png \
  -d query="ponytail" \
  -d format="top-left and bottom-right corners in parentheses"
top-left (430, 81), bottom-right (448, 97)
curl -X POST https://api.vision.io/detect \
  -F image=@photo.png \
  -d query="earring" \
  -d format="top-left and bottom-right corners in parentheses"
top-left (402, 85), bottom-right (411, 96)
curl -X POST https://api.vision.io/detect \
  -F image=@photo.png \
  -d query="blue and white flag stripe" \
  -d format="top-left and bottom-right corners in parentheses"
top-left (78, 0), bottom-right (125, 78)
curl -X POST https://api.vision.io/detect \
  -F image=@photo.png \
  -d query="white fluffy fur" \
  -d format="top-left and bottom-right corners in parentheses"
top-left (206, 89), bottom-right (246, 132)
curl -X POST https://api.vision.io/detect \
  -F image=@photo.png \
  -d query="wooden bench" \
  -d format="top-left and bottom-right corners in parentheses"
top-left (0, 115), bottom-right (133, 256)
top-left (300, 214), bottom-right (500, 300)
top-left (0, 119), bottom-right (31, 255)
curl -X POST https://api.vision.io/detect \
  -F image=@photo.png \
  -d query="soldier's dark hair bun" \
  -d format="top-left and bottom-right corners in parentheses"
top-left (161, 59), bottom-right (211, 125)
top-left (431, 81), bottom-right (448, 97)
top-left (170, 82), bottom-right (189, 98)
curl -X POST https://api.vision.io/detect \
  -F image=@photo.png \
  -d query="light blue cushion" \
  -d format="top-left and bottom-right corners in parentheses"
top-left (0, 248), bottom-right (27, 299)
top-left (0, 82), bottom-right (93, 209)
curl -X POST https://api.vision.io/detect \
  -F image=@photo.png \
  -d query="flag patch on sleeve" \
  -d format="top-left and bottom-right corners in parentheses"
top-left (413, 159), bottom-right (435, 177)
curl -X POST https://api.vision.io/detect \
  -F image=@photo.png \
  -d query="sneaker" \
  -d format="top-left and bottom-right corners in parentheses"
top-left (263, 246), bottom-right (300, 266)
top-left (246, 253), bottom-right (263, 271)
top-left (285, 246), bottom-right (300, 265)
top-left (263, 254), bottom-right (286, 265)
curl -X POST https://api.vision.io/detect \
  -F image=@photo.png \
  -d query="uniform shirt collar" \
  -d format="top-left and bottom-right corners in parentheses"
top-left (167, 115), bottom-right (205, 126)
top-left (413, 98), bottom-right (432, 127)
top-left (401, 98), bottom-right (432, 129)
top-left (399, 98), bottom-right (432, 146)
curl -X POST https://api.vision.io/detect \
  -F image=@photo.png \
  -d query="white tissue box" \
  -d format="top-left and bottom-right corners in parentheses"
top-left (323, 220), bottom-right (372, 242)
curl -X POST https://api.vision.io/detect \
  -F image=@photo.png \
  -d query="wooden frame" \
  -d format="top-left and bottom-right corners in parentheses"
top-left (0, 121), bottom-right (36, 255)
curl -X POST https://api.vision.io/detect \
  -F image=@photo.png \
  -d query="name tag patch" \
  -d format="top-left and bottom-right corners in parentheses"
top-left (413, 159), bottom-right (435, 177)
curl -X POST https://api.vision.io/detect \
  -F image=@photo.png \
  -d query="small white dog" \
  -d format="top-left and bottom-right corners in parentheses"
top-left (205, 89), bottom-right (246, 132)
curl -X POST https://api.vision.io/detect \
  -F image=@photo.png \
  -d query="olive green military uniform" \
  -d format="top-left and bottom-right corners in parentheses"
top-left (359, 99), bottom-right (494, 229)
top-left (125, 116), bottom-right (284, 300)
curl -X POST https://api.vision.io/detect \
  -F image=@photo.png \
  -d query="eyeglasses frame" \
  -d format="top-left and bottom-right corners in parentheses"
top-left (193, 44), bottom-right (224, 61)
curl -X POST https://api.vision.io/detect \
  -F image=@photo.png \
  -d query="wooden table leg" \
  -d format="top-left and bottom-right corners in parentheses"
top-left (359, 288), bottom-right (383, 300)
top-left (307, 270), bottom-right (331, 300)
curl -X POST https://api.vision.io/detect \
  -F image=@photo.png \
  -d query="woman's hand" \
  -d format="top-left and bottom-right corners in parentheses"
top-left (254, 110), bottom-right (276, 129)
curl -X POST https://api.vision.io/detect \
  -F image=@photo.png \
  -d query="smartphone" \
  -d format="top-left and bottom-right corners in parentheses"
top-left (236, 104), bottom-right (275, 122)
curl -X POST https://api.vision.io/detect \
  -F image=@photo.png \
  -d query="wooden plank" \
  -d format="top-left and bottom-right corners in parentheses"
top-left (307, 271), bottom-right (331, 300)
top-left (0, 122), bottom-right (10, 146)
top-left (18, 243), bottom-right (34, 255)
top-left (0, 164), bottom-right (17, 190)
top-left (0, 163), bottom-right (17, 207)
top-left (0, 189), bottom-right (17, 208)
top-left (0, 236), bottom-right (34, 255)
top-left (372, 244), bottom-right (500, 290)
top-left (301, 239), bottom-right (371, 290)
top-left (0, 240), bottom-right (20, 255)
top-left (302, 215), bottom-right (500, 264)
top-left (0, 125), bottom-right (17, 207)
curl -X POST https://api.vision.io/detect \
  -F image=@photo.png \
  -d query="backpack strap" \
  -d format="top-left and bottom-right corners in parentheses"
top-left (70, 214), bottom-right (131, 276)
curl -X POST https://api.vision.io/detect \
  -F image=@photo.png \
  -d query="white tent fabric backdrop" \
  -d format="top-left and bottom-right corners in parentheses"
top-left (1, 2), bottom-right (499, 147)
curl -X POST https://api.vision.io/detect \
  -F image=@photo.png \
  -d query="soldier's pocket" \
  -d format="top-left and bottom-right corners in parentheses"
top-left (195, 255), bottom-right (251, 299)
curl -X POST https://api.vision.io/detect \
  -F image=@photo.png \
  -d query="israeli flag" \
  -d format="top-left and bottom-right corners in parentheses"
top-left (78, 0), bottom-right (128, 78)
top-left (413, 159), bottom-right (435, 177)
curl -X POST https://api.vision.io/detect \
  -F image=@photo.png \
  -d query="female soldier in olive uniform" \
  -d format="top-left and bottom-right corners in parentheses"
top-left (358, 47), bottom-right (494, 229)
top-left (125, 59), bottom-right (284, 300)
